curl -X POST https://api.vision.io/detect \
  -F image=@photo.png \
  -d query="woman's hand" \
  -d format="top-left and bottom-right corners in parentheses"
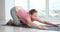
top-left (40, 27), bottom-right (49, 30)
top-left (56, 24), bottom-right (60, 26)
top-left (53, 24), bottom-right (59, 27)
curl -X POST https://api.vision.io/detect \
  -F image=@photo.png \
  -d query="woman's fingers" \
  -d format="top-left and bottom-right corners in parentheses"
top-left (53, 24), bottom-right (60, 27)
top-left (40, 27), bottom-right (49, 30)
top-left (57, 24), bottom-right (60, 26)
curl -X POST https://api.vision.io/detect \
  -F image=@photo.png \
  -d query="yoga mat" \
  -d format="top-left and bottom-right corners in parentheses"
top-left (2, 24), bottom-right (60, 31)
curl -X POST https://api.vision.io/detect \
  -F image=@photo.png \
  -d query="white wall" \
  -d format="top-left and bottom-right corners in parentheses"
top-left (15, 0), bottom-right (28, 11)
top-left (0, 0), bottom-right (5, 21)
top-left (5, 0), bottom-right (15, 23)
top-left (0, 0), bottom-right (5, 25)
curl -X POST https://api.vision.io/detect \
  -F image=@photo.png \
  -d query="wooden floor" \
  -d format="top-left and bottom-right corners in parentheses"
top-left (0, 25), bottom-right (60, 32)
top-left (0, 20), bottom-right (60, 32)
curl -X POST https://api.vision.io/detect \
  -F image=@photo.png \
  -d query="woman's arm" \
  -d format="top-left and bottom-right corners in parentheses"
top-left (26, 18), bottom-right (49, 30)
top-left (38, 19), bottom-right (58, 26)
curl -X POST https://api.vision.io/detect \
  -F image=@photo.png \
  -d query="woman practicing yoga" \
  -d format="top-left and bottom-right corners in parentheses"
top-left (7, 6), bottom-right (60, 30)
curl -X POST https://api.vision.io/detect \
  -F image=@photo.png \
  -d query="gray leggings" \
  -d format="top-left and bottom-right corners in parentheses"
top-left (10, 7), bottom-right (28, 26)
top-left (10, 7), bottom-right (20, 25)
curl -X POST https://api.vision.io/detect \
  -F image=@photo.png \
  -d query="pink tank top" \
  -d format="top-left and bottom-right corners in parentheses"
top-left (16, 9), bottom-right (40, 24)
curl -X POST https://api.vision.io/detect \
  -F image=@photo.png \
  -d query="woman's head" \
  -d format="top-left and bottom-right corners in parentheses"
top-left (29, 9), bottom-right (38, 19)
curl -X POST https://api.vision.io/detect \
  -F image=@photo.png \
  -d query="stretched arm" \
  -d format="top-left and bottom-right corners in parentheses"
top-left (38, 19), bottom-right (58, 26)
top-left (26, 18), bottom-right (48, 30)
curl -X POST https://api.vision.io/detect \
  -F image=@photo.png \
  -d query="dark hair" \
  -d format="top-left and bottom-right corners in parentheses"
top-left (29, 9), bottom-right (37, 15)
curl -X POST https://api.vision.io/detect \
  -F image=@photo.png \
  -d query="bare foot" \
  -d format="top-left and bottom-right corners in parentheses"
top-left (7, 19), bottom-right (13, 25)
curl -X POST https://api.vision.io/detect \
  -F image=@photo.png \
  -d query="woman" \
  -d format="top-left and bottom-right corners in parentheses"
top-left (7, 6), bottom-right (59, 30)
